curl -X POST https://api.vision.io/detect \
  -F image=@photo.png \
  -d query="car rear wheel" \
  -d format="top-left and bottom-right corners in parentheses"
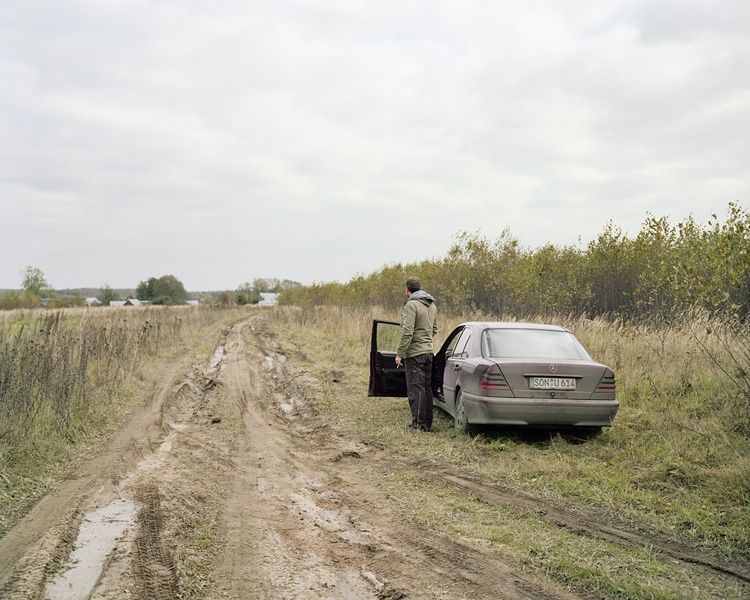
top-left (578, 426), bottom-right (602, 437)
top-left (454, 391), bottom-right (472, 433)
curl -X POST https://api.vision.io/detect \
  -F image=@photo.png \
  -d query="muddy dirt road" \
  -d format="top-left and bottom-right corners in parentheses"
top-left (0, 315), bottom-right (746, 599)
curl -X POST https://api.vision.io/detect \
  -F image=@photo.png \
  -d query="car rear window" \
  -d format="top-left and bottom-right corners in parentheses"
top-left (482, 329), bottom-right (592, 360)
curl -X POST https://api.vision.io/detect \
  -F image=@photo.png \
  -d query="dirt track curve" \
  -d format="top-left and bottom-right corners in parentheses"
top-left (0, 314), bottom-right (747, 599)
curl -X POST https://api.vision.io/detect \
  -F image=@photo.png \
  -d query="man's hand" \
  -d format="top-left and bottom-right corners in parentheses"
top-left (395, 356), bottom-right (402, 368)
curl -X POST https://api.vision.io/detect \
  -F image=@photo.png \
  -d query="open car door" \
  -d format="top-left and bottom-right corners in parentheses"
top-left (368, 320), bottom-right (407, 397)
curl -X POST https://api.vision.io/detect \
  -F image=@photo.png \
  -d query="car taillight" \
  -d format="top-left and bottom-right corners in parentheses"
top-left (480, 365), bottom-right (510, 391)
top-left (595, 375), bottom-right (616, 393)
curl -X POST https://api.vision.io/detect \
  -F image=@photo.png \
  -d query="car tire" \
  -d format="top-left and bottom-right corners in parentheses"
top-left (578, 426), bottom-right (603, 437)
top-left (454, 391), bottom-right (472, 433)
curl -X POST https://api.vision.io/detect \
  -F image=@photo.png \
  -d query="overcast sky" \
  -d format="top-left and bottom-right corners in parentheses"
top-left (1, 1), bottom-right (748, 291)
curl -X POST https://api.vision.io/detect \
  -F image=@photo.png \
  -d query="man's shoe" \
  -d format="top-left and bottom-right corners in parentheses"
top-left (403, 423), bottom-right (432, 432)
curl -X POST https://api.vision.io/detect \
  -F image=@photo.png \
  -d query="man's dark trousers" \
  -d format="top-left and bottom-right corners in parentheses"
top-left (405, 353), bottom-right (433, 430)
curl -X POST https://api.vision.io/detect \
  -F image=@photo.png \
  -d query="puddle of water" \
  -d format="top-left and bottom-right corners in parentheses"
top-left (44, 498), bottom-right (137, 600)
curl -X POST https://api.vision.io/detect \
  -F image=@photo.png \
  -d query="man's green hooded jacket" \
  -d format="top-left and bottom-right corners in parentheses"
top-left (397, 290), bottom-right (438, 358)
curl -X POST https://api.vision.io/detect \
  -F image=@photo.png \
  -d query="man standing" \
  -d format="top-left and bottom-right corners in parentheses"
top-left (395, 277), bottom-right (438, 431)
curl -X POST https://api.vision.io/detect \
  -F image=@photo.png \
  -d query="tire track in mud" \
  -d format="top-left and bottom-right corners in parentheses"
top-left (436, 472), bottom-right (750, 588)
top-left (0, 317), bottom-right (241, 599)
top-left (122, 324), bottom-right (240, 600)
top-left (215, 318), bottom-right (586, 600)
top-left (0, 339), bottom-right (189, 590)
top-left (0, 349), bottom-right (192, 599)
top-left (133, 479), bottom-right (179, 600)
top-left (208, 319), bottom-right (389, 599)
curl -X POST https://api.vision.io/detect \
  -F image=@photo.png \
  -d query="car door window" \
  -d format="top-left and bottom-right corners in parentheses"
top-left (443, 329), bottom-right (463, 356)
top-left (443, 330), bottom-right (459, 354)
top-left (376, 322), bottom-right (401, 353)
top-left (451, 327), bottom-right (472, 359)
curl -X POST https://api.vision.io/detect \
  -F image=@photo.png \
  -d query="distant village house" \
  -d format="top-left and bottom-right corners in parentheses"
top-left (258, 293), bottom-right (279, 307)
top-left (110, 299), bottom-right (144, 307)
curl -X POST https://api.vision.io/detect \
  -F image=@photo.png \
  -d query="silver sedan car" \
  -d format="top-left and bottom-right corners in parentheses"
top-left (369, 321), bottom-right (618, 432)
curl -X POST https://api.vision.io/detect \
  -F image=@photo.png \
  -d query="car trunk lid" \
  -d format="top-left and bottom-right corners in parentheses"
top-left (496, 359), bottom-right (613, 400)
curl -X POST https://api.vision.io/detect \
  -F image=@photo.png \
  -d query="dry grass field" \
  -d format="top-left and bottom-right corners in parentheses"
top-left (0, 304), bottom-right (748, 599)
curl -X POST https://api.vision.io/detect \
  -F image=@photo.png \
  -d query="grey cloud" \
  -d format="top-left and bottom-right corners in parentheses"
top-left (632, 0), bottom-right (750, 43)
top-left (0, 0), bottom-right (747, 289)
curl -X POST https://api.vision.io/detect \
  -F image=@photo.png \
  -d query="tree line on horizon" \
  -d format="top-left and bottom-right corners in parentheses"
top-left (0, 271), bottom-right (303, 310)
top-left (3, 202), bottom-right (747, 320)
top-left (279, 202), bottom-right (750, 325)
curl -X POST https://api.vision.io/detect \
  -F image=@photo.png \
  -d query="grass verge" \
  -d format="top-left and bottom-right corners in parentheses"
top-left (266, 305), bottom-right (750, 600)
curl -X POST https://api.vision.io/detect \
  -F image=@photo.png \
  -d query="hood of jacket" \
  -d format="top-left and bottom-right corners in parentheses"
top-left (407, 290), bottom-right (435, 305)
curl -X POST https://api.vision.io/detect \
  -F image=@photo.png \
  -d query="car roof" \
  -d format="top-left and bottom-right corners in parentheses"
top-left (459, 322), bottom-right (571, 333)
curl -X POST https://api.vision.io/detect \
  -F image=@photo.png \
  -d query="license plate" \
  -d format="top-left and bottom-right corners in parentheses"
top-left (529, 377), bottom-right (576, 390)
